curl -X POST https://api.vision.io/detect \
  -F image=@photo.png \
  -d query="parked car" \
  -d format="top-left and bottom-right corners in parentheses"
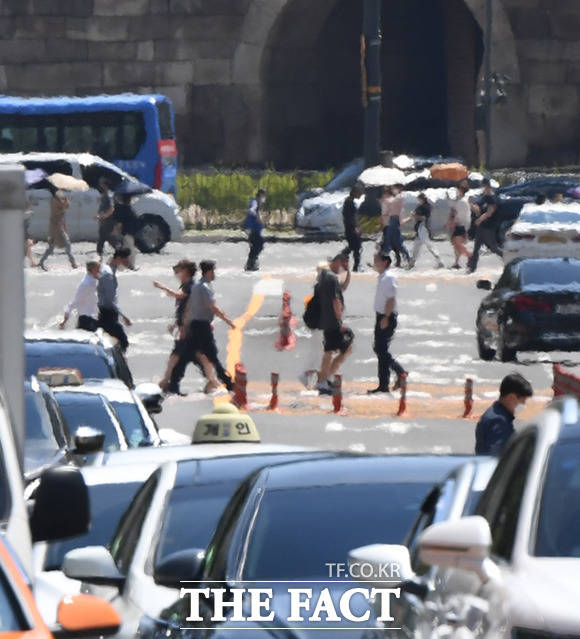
top-left (503, 202), bottom-right (580, 263)
top-left (349, 457), bottom-right (497, 637)
top-left (413, 396), bottom-right (580, 637)
top-left (137, 454), bottom-right (468, 638)
top-left (62, 449), bottom-right (329, 639)
top-left (475, 257), bottom-right (580, 362)
top-left (0, 152), bottom-right (183, 252)
top-left (25, 331), bottom-right (163, 413)
top-left (0, 535), bottom-right (121, 639)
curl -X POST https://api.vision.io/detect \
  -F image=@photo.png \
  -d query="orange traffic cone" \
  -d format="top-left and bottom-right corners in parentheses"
top-left (232, 362), bottom-right (248, 410)
top-left (268, 372), bottom-right (279, 410)
top-left (463, 378), bottom-right (473, 417)
top-left (396, 373), bottom-right (407, 417)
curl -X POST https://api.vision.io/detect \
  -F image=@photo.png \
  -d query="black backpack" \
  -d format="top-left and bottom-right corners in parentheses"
top-left (303, 285), bottom-right (321, 329)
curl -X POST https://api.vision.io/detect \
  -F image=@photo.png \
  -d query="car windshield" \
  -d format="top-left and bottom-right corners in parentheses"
top-left (242, 482), bottom-right (432, 580)
top-left (155, 483), bottom-right (241, 568)
top-left (110, 401), bottom-right (153, 448)
top-left (44, 481), bottom-right (142, 570)
top-left (520, 210), bottom-right (580, 225)
top-left (534, 440), bottom-right (580, 558)
top-left (521, 260), bottom-right (580, 288)
top-left (25, 342), bottom-right (113, 380)
top-left (54, 392), bottom-right (124, 452)
top-left (24, 390), bottom-right (60, 475)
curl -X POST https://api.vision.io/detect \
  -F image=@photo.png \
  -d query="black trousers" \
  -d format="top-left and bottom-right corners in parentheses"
top-left (169, 321), bottom-right (233, 391)
top-left (77, 315), bottom-right (98, 332)
top-left (98, 306), bottom-right (129, 352)
top-left (468, 226), bottom-right (503, 271)
top-left (96, 218), bottom-right (119, 256)
top-left (373, 313), bottom-right (404, 390)
top-left (345, 230), bottom-right (362, 270)
top-left (247, 230), bottom-right (264, 266)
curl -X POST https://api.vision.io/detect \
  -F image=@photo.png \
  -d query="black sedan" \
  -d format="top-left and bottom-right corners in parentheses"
top-left (139, 454), bottom-right (467, 638)
top-left (476, 257), bottom-right (580, 362)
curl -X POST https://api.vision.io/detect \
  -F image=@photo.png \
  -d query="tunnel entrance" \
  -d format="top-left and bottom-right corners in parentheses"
top-left (262, 0), bottom-right (483, 169)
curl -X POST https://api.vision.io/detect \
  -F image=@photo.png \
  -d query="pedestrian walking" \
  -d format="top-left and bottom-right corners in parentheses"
top-left (154, 259), bottom-right (197, 394)
top-left (315, 252), bottom-right (354, 395)
top-left (342, 183), bottom-right (364, 272)
top-left (447, 185), bottom-right (473, 269)
top-left (60, 261), bottom-right (101, 332)
top-left (170, 260), bottom-right (236, 394)
top-left (475, 373), bottom-right (533, 456)
top-left (96, 178), bottom-right (118, 259)
top-left (380, 184), bottom-right (411, 267)
top-left (113, 193), bottom-right (139, 270)
top-left (97, 247), bottom-right (132, 352)
top-left (38, 185), bottom-right (77, 271)
top-left (467, 178), bottom-right (503, 273)
top-left (244, 188), bottom-right (266, 271)
top-left (368, 252), bottom-right (407, 394)
top-left (409, 193), bottom-right (444, 269)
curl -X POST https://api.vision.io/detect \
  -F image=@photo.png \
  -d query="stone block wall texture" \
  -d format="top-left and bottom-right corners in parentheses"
top-left (0, 0), bottom-right (578, 168)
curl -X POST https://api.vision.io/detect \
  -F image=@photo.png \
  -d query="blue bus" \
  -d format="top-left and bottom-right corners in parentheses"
top-left (0, 93), bottom-right (177, 194)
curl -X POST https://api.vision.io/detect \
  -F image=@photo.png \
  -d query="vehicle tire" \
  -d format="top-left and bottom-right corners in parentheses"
top-left (498, 323), bottom-right (517, 362)
top-left (477, 333), bottom-right (495, 361)
top-left (134, 214), bottom-right (170, 253)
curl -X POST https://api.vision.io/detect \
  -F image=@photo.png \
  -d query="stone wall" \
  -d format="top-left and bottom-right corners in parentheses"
top-left (0, 0), bottom-right (578, 168)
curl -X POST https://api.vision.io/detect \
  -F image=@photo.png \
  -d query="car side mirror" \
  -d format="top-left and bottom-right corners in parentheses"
top-left (419, 516), bottom-right (497, 583)
top-left (476, 279), bottom-right (492, 291)
top-left (74, 426), bottom-right (105, 455)
top-left (135, 382), bottom-right (164, 415)
top-left (348, 544), bottom-right (414, 588)
top-left (55, 594), bottom-right (121, 637)
top-left (154, 548), bottom-right (205, 588)
top-left (30, 467), bottom-right (90, 543)
top-left (62, 546), bottom-right (125, 588)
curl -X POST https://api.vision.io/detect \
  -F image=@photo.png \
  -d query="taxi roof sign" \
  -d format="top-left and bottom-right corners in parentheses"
top-left (193, 404), bottom-right (260, 444)
top-left (36, 367), bottom-right (83, 387)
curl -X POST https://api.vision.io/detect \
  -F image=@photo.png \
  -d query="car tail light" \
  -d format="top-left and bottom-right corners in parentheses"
top-left (154, 160), bottom-right (162, 189)
top-left (512, 295), bottom-right (553, 313)
top-left (508, 232), bottom-right (535, 241)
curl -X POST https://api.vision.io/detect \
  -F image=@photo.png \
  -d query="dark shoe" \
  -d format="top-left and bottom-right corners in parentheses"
top-left (367, 387), bottom-right (390, 395)
top-left (451, 263), bottom-right (461, 270)
top-left (392, 372), bottom-right (408, 391)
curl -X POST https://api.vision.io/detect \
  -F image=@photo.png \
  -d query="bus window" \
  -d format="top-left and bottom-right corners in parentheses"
top-left (63, 122), bottom-right (93, 153)
top-left (120, 112), bottom-right (146, 160)
top-left (41, 117), bottom-right (59, 152)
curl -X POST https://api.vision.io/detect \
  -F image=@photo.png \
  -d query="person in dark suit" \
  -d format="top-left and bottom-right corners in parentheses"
top-left (475, 373), bottom-right (533, 456)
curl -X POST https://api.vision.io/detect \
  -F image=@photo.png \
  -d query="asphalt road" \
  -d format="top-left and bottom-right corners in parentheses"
top-left (25, 238), bottom-right (575, 455)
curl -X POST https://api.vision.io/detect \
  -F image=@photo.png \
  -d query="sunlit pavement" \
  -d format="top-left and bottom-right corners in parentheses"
top-left (25, 239), bottom-right (573, 455)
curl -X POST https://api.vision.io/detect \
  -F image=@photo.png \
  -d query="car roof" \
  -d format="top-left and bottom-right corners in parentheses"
top-left (173, 451), bottom-right (333, 488)
top-left (98, 442), bottom-right (316, 468)
top-left (257, 455), bottom-right (471, 490)
top-left (25, 329), bottom-right (113, 347)
top-left (56, 380), bottom-right (133, 402)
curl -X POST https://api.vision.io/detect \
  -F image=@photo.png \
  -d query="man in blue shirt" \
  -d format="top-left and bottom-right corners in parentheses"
top-left (244, 188), bottom-right (266, 271)
top-left (475, 373), bottom-right (533, 456)
top-left (97, 247), bottom-right (132, 352)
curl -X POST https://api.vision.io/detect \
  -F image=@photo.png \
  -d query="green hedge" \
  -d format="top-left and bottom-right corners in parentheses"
top-left (177, 169), bottom-right (334, 213)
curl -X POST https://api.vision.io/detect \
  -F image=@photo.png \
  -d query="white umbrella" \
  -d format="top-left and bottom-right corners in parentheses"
top-left (47, 173), bottom-right (89, 192)
top-left (358, 165), bottom-right (406, 187)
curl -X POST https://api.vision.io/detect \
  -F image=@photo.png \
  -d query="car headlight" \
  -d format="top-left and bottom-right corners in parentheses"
top-left (512, 628), bottom-right (580, 639)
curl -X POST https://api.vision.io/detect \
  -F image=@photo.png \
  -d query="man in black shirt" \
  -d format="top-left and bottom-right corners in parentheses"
top-left (342, 184), bottom-right (364, 272)
top-left (475, 373), bottom-right (533, 455)
top-left (467, 178), bottom-right (503, 273)
top-left (154, 259), bottom-right (197, 395)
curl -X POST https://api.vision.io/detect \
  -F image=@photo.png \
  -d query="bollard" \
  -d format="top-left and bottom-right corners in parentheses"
top-left (463, 378), bottom-right (474, 417)
top-left (232, 362), bottom-right (248, 411)
top-left (396, 373), bottom-right (407, 417)
top-left (332, 375), bottom-right (342, 413)
top-left (268, 372), bottom-right (279, 410)
top-left (275, 291), bottom-right (297, 351)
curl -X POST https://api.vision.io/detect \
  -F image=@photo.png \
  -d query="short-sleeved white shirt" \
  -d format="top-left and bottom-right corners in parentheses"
top-left (375, 270), bottom-right (397, 314)
top-left (454, 196), bottom-right (471, 228)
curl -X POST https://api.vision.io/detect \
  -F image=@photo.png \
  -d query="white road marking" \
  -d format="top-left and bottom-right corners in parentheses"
top-left (253, 278), bottom-right (284, 296)
top-left (325, 422), bottom-right (345, 432)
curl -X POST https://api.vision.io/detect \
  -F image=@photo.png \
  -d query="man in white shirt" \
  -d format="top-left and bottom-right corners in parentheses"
top-left (448, 184), bottom-right (473, 269)
top-left (60, 261), bottom-right (101, 332)
top-left (368, 252), bottom-right (407, 394)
